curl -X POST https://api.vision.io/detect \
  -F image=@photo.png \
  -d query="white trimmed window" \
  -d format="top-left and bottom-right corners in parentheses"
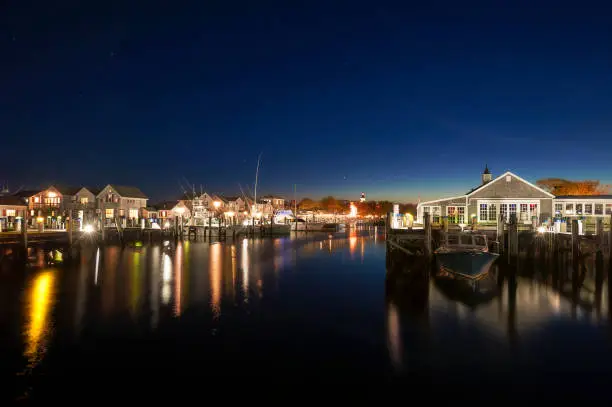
top-left (488, 204), bottom-right (496, 221)
top-left (585, 204), bottom-right (593, 215)
top-left (479, 204), bottom-right (488, 221)
top-left (565, 203), bottom-right (574, 215)
top-left (555, 203), bottom-right (562, 214)
top-left (595, 204), bottom-right (603, 215)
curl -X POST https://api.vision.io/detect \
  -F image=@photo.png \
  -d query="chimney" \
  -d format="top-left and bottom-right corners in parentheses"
top-left (482, 165), bottom-right (492, 185)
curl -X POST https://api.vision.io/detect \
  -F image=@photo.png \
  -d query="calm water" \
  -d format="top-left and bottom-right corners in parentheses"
top-left (2, 229), bottom-right (612, 401)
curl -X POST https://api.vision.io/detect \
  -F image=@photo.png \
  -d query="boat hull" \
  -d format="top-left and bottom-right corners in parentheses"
top-left (434, 250), bottom-right (499, 280)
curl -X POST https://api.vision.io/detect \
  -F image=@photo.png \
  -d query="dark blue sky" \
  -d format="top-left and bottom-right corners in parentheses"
top-left (2, 1), bottom-right (611, 202)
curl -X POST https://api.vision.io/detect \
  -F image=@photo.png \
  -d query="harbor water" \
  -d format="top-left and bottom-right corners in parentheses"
top-left (1, 228), bottom-right (612, 401)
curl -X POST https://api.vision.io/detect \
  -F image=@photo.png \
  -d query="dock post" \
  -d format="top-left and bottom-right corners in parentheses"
top-left (596, 218), bottom-right (604, 251)
top-left (508, 217), bottom-right (518, 263)
top-left (424, 213), bottom-right (431, 258)
top-left (68, 209), bottom-right (73, 247)
top-left (497, 213), bottom-right (504, 254)
top-left (609, 214), bottom-right (612, 257)
top-left (385, 212), bottom-right (391, 237)
top-left (22, 208), bottom-right (28, 253)
top-left (571, 219), bottom-right (579, 272)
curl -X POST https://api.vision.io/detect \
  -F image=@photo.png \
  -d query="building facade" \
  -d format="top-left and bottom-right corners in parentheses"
top-left (417, 167), bottom-right (555, 225)
top-left (96, 184), bottom-right (148, 227)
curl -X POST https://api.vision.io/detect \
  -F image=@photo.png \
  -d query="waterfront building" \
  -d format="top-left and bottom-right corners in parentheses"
top-left (96, 185), bottom-right (148, 227)
top-left (261, 195), bottom-right (285, 209)
top-left (28, 185), bottom-right (83, 229)
top-left (0, 196), bottom-right (27, 232)
top-left (417, 167), bottom-right (555, 225)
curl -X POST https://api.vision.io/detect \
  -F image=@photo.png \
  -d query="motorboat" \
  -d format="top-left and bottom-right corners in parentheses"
top-left (434, 232), bottom-right (499, 280)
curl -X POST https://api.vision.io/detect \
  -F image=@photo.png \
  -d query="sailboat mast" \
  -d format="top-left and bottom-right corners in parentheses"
top-left (253, 153), bottom-right (262, 213)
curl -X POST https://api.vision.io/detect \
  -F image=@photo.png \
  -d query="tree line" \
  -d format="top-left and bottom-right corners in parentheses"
top-left (298, 196), bottom-right (416, 216)
top-left (536, 178), bottom-right (611, 196)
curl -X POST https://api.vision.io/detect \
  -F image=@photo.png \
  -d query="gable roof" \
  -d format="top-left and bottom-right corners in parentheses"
top-left (50, 184), bottom-right (82, 196)
top-left (466, 171), bottom-right (555, 198)
top-left (0, 196), bottom-right (28, 206)
top-left (12, 189), bottom-right (40, 198)
top-left (82, 186), bottom-right (102, 196)
top-left (108, 185), bottom-right (148, 199)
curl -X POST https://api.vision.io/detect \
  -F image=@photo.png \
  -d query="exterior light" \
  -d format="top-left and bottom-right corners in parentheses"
top-left (537, 226), bottom-right (546, 234)
top-left (225, 211), bottom-right (235, 217)
top-left (243, 211), bottom-right (248, 215)
top-left (47, 192), bottom-right (57, 198)
top-left (213, 201), bottom-right (221, 209)
top-left (175, 207), bottom-right (185, 215)
top-left (83, 224), bottom-right (94, 234)
top-left (36, 217), bottom-right (44, 223)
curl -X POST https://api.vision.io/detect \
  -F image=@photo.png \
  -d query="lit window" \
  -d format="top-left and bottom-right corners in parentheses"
top-left (479, 204), bottom-right (488, 221)
top-left (129, 209), bottom-right (139, 219)
top-left (80, 197), bottom-right (88, 205)
top-left (34, 197), bottom-right (40, 203)
top-left (105, 209), bottom-right (114, 219)
top-left (6, 209), bottom-right (16, 217)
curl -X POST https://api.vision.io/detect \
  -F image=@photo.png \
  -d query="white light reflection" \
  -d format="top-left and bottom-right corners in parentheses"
top-left (94, 247), bottom-right (100, 285)
top-left (386, 302), bottom-right (403, 371)
top-left (162, 254), bottom-right (172, 305)
top-left (241, 238), bottom-right (249, 302)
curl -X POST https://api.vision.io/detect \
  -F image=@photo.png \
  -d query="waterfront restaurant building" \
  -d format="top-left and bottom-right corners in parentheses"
top-left (417, 167), bottom-right (612, 227)
top-left (416, 167), bottom-right (556, 226)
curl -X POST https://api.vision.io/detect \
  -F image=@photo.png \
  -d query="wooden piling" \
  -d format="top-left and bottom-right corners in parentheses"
top-left (596, 218), bottom-right (604, 250)
top-left (22, 209), bottom-right (28, 252)
top-left (508, 219), bottom-right (518, 262)
top-left (423, 213), bottom-right (431, 258)
top-left (571, 219), bottom-right (579, 270)
top-left (609, 214), bottom-right (612, 257)
top-left (496, 213), bottom-right (504, 254)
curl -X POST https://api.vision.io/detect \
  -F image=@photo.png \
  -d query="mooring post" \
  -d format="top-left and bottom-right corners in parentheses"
top-left (571, 219), bottom-right (579, 270)
top-left (68, 209), bottom-right (73, 247)
top-left (497, 213), bottom-right (504, 254)
top-left (424, 213), bottom-right (431, 258)
top-left (22, 207), bottom-right (28, 253)
top-left (596, 218), bottom-right (604, 251)
top-left (608, 213), bottom-right (612, 257)
top-left (508, 216), bottom-right (518, 262)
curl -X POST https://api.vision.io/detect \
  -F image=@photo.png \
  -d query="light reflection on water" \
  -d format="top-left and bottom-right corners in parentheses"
top-left (2, 230), bottom-right (612, 397)
top-left (23, 270), bottom-right (57, 370)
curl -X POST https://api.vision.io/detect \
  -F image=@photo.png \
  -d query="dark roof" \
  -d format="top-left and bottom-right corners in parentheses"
top-left (262, 195), bottom-right (283, 199)
top-left (149, 201), bottom-right (176, 210)
top-left (213, 195), bottom-right (228, 203)
top-left (0, 196), bottom-right (28, 206)
top-left (12, 189), bottom-right (40, 198)
top-left (223, 196), bottom-right (241, 201)
top-left (109, 185), bottom-right (148, 199)
top-left (555, 195), bottom-right (612, 200)
top-left (83, 186), bottom-right (102, 195)
top-left (51, 185), bottom-right (82, 196)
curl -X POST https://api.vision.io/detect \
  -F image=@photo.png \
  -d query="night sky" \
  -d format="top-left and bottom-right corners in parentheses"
top-left (2, 1), bottom-right (611, 202)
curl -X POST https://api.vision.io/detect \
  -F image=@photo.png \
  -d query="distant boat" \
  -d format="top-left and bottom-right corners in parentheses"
top-left (434, 232), bottom-right (499, 280)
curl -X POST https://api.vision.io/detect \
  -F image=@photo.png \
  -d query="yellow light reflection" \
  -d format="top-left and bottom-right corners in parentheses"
top-left (241, 239), bottom-right (249, 302)
top-left (24, 270), bottom-right (56, 368)
top-left (174, 242), bottom-right (183, 316)
top-left (210, 243), bottom-right (222, 317)
top-left (162, 253), bottom-right (172, 305)
top-left (130, 251), bottom-right (142, 317)
top-left (349, 235), bottom-right (357, 257)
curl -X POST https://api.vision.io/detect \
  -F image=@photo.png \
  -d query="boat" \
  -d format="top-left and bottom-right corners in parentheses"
top-left (433, 272), bottom-right (500, 308)
top-left (434, 232), bottom-right (499, 280)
